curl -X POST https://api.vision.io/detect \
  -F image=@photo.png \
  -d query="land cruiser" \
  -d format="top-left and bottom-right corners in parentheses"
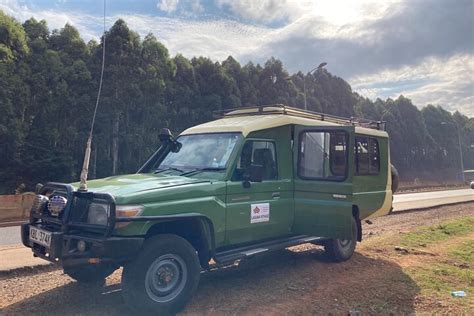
top-left (22, 105), bottom-right (396, 314)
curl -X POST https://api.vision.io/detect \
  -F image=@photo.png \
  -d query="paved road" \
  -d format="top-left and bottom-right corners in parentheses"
top-left (0, 226), bottom-right (23, 246)
top-left (1, 189), bottom-right (473, 247)
top-left (393, 189), bottom-right (474, 211)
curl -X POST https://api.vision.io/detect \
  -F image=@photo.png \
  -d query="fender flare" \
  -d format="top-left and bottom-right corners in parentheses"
top-left (116, 213), bottom-right (216, 256)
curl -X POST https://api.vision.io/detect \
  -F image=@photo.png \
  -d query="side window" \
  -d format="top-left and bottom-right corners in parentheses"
top-left (232, 140), bottom-right (278, 181)
top-left (299, 131), bottom-right (348, 180)
top-left (355, 136), bottom-right (380, 175)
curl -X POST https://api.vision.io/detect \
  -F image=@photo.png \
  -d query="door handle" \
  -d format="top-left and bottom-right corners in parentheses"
top-left (272, 192), bottom-right (281, 199)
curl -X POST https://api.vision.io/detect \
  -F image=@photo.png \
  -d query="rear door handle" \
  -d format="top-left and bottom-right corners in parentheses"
top-left (272, 192), bottom-right (281, 199)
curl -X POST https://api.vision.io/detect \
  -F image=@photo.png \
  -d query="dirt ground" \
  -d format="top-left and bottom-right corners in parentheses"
top-left (1, 203), bottom-right (473, 315)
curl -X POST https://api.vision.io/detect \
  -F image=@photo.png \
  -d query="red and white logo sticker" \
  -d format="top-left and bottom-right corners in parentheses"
top-left (250, 203), bottom-right (270, 223)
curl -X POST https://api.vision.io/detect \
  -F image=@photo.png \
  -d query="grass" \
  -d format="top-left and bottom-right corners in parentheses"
top-left (408, 262), bottom-right (473, 292)
top-left (399, 217), bottom-right (474, 311)
top-left (363, 216), bottom-right (474, 312)
top-left (400, 216), bottom-right (474, 248)
top-left (449, 240), bottom-right (474, 263)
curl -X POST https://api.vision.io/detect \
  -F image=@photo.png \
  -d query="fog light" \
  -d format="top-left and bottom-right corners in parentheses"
top-left (77, 240), bottom-right (86, 252)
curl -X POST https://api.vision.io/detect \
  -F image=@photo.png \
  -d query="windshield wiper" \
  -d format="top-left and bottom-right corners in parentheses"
top-left (154, 167), bottom-right (184, 174)
top-left (180, 167), bottom-right (226, 177)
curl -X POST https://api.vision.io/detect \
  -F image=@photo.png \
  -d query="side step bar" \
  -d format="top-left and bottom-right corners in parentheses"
top-left (214, 235), bottom-right (325, 264)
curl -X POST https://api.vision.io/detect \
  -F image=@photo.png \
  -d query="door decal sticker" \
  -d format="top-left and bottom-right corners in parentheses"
top-left (250, 203), bottom-right (270, 223)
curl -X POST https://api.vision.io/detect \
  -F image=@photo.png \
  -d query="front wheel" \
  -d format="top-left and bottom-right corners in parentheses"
top-left (121, 234), bottom-right (200, 315)
top-left (324, 216), bottom-right (358, 262)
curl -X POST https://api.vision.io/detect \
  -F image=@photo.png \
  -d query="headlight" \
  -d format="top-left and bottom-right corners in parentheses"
top-left (32, 195), bottom-right (49, 214)
top-left (48, 195), bottom-right (67, 216)
top-left (87, 202), bottom-right (110, 225)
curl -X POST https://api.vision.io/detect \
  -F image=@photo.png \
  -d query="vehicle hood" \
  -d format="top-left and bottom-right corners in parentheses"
top-left (71, 173), bottom-right (209, 197)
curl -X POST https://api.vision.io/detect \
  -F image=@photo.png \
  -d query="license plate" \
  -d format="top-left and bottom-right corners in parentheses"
top-left (29, 227), bottom-right (52, 248)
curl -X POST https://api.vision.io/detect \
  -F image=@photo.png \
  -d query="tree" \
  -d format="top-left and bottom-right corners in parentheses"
top-left (257, 57), bottom-right (292, 105)
top-left (0, 10), bottom-right (472, 192)
top-left (0, 11), bottom-right (29, 62)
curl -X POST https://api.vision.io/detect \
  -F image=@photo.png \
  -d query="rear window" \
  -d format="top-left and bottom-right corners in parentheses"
top-left (355, 136), bottom-right (380, 175)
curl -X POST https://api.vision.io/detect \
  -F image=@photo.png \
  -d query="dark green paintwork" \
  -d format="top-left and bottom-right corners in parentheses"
top-left (352, 135), bottom-right (389, 219)
top-left (292, 125), bottom-right (354, 240)
top-left (70, 123), bottom-right (390, 249)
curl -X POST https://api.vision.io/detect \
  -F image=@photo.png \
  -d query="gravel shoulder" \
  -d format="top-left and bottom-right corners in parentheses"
top-left (1, 202), bottom-right (473, 315)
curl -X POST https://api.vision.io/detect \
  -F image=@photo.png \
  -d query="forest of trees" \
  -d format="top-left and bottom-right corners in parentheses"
top-left (1, 11), bottom-right (473, 193)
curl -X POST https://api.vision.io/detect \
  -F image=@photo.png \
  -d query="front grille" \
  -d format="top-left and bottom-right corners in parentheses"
top-left (31, 182), bottom-right (115, 237)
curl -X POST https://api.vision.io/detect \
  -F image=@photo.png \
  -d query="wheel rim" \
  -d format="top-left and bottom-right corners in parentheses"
top-left (338, 239), bottom-right (351, 248)
top-left (145, 254), bottom-right (187, 303)
top-left (338, 220), bottom-right (357, 249)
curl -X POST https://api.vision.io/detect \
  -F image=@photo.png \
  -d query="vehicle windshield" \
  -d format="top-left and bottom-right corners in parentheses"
top-left (156, 133), bottom-right (241, 174)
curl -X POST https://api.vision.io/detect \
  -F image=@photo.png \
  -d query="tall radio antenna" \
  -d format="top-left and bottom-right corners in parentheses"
top-left (79, 0), bottom-right (106, 191)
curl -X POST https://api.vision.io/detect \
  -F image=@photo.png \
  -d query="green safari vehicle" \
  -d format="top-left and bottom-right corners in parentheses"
top-left (22, 105), bottom-right (396, 314)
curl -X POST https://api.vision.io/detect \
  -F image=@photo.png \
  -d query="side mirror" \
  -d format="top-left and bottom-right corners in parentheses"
top-left (243, 164), bottom-right (263, 188)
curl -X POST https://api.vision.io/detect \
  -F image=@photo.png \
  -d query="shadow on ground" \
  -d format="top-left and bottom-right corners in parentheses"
top-left (2, 246), bottom-right (420, 315)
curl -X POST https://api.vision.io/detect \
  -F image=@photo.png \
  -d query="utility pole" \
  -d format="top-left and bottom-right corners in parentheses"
top-left (304, 62), bottom-right (327, 111)
top-left (287, 62), bottom-right (327, 111)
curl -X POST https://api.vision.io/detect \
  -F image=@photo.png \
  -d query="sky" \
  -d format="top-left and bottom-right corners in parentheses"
top-left (1, 0), bottom-right (473, 116)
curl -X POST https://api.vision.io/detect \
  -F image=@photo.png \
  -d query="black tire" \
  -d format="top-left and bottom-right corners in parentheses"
top-left (64, 263), bottom-right (117, 284)
top-left (391, 164), bottom-right (399, 193)
top-left (324, 216), bottom-right (358, 262)
top-left (121, 234), bottom-right (201, 315)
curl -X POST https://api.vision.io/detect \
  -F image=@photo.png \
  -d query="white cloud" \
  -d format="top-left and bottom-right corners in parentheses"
top-left (1, 0), bottom-right (472, 117)
top-left (157, 0), bottom-right (180, 13)
top-left (120, 14), bottom-right (271, 60)
top-left (0, 0), bottom-right (101, 40)
top-left (215, 0), bottom-right (400, 25)
top-left (351, 54), bottom-right (474, 117)
top-left (311, 0), bottom-right (402, 25)
top-left (190, 0), bottom-right (203, 14)
top-left (215, 0), bottom-right (310, 23)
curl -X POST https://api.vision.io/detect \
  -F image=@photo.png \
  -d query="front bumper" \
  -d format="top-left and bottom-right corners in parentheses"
top-left (21, 223), bottom-right (144, 267)
top-left (23, 182), bottom-right (145, 267)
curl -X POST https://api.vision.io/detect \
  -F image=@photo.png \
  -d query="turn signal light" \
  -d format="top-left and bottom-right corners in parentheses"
top-left (115, 205), bottom-right (144, 229)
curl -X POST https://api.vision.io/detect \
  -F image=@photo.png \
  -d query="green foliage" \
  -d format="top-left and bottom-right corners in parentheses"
top-left (0, 11), bottom-right (29, 62)
top-left (0, 10), bottom-right (472, 193)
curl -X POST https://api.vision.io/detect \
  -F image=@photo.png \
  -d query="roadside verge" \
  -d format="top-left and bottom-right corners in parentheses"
top-left (0, 245), bottom-right (54, 274)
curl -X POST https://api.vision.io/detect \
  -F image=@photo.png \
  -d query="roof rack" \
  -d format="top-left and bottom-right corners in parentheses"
top-left (213, 104), bottom-right (386, 131)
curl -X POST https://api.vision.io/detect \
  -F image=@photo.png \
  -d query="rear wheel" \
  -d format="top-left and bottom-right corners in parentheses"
top-left (64, 264), bottom-right (117, 284)
top-left (324, 216), bottom-right (358, 262)
top-left (121, 234), bottom-right (200, 315)
top-left (391, 164), bottom-right (399, 193)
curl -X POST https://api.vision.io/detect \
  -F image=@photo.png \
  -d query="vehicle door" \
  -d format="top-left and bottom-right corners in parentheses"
top-left (292, 125), bottom-right (354, 240)
top-left (225, 128), bottom-right (294, 245)
top-left (353, 135), bottom-right (391, 219)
